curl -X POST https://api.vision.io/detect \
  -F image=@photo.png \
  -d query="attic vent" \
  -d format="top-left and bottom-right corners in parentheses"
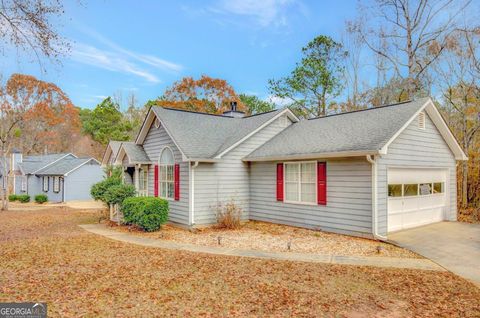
top-left (418, 112), bottom-right (426, 130)
top-left (154, 118), bottom-right (160, 129)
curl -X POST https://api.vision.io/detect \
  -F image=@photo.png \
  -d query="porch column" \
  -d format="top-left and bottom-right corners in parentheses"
top-left (134, 164), bottom-right (140, 196)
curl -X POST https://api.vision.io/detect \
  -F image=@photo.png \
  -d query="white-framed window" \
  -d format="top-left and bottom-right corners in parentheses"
top-left (159, 148), bottom-right (174, 199)
top-left (42, 176), bottom-right (49, 192)
top-left (388, 182), bottom-right (445, 197)
top-left (284, 162), bottom-right (316, 204)
top-left (418, 112), bottom-right (426, 129)
top-left (154, 118), bottom-right (160, 129)
top-left (21, 176), bottom-right (27, 192)
top-left (53, 176), bottom-right (60, 193)
top-left (138, 167), bottom-right (148, 197)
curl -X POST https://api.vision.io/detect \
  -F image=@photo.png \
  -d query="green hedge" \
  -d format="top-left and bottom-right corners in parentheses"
top-left (35, 194), bottom-right (48, 204)
top-left (17, 194), bottom-right (30, 203)
top-left (121, 197), bottom-right (169, 232)
top-left (8, 194), bottom-right (18, 202)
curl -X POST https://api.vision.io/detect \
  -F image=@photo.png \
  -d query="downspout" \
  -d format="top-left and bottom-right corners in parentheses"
top-left (190, 161), bottom-right (199, 226)
top-left (366, 155), bottom-right (388, 241)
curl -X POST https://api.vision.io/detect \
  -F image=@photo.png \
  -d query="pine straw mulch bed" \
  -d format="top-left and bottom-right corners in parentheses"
top-left (113, 221), bottom-right (420, 258)
top-left (1, 208), bottom-right (480, 317)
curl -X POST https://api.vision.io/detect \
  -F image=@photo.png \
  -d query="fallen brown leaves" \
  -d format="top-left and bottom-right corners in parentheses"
top-left (0, 208), bottom-right (479, 317)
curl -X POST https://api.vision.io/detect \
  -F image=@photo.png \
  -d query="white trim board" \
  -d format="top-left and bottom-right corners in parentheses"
top-left (215, 108), bottom-right (299, 159)
top-left (136, 108), bottom-right (189, 162)
top-left (379, 98), bottom-right (467, 161)
top-left (64, 158), bottom-right (101, 176)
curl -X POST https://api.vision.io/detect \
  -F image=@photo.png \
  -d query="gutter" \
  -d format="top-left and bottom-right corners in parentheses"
top-left (366, 155), bottom-right (387, 241)
top-left (190, 161), bottom-right (199, 226)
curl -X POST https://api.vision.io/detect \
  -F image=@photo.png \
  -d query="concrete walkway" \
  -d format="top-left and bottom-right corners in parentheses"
top-left (80, 224), bottom-right (443, 271)
top-left (389, 222), bottom-right (480, 286)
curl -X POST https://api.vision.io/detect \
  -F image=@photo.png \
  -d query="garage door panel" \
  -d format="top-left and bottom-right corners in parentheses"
top-left (388, 168), bottom-right (447, 232)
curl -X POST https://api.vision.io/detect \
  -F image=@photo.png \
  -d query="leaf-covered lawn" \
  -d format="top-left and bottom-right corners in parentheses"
top-left (1, 209), bottom-right (479, 317)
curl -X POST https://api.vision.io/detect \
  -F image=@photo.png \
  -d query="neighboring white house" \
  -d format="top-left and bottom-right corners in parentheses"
top-left (102, 97), bottom-right (467, 239)
top-left (9, 152), bottom-right (104, 202)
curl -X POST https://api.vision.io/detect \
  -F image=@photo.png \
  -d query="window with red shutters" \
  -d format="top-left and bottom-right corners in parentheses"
top-left (276, 163), bottom-right (284, 201)
top-left (174, 164), bottom-right (180, 201)
top-left (317, 162), bottom-right (327, 205)
top-left (154, 165), bottom-right (159, 197)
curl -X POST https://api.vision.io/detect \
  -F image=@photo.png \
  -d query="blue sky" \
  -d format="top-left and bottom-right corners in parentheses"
top-left (2, 0), bottom-right (361, 110)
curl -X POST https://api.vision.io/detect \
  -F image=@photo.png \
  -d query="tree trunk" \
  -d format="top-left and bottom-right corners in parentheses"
top-left (462, 160), bottom-right (468, 208)
top-left (461, 110), bottom-right (469, 208)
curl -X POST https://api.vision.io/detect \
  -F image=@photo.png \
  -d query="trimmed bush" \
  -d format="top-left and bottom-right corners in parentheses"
top-left (8, 194), bottom-right (18, 202)
top-left (104, 184), bottom-right (136, 205)
top-left (17, 194), bottom-right (30, 203)
top-left (91, 166), bottom-right (123, 205)
top-left (35, 194), bottom-right (48, 204)
top-left (121, 197), bottom-right (169, 232)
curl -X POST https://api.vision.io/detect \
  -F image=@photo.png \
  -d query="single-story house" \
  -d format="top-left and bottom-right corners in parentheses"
top-left (103, 97), bottom-right (467, 239)
top-left (11, 152), bottom-right (104, 202)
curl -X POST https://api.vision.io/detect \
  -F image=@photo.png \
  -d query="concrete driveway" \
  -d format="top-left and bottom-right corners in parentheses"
top-left (389, 222), bottom-right (480, 286)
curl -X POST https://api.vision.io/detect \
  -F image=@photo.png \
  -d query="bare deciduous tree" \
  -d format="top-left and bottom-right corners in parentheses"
top-left (0, 0), bottom-right (70, 68)
top-left (436, 29), bottom-right (480, 207)
top-left (355, 0), bottom-right (472, 99)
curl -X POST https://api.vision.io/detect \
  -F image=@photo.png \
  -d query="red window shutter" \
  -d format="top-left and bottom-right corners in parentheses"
top-left (174, 164), bottom-right (180, 201)
top-left (317, 162), bottom-right (327, 205)
top-left (276, 163), bottom-right (284, 201)
top-left (154, 165), bottom-right (159, 197)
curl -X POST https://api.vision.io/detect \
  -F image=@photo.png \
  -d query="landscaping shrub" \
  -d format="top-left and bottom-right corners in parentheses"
top-left (121, 197), bottom-right (169, 232)
top-left (34, 194), bottom-right (48, 204)
top-left (17, 194), bottom-right (30, 203)
top-left (8, 194), bottom-right (17, 202)
top-left (91, 166), bottom-right (124, 204)
top-left (215, 200), bottom-right (242, 229)
top-left (104, 184), bottom-right (136, 205)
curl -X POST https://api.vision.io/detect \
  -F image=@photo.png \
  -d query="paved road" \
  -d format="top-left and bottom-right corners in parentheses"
top-left (389, 222), bottom-right (480, 286)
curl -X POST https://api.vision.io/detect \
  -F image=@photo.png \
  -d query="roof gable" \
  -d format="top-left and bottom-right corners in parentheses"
top-left (101, 141), bottom-right (123, 166)
top-left (115, 142), bottom-right (151, 165)
top-left (135, 106), bottom-right (297, 160)
top-left (19, 153), bottom-right (76, 174)
top-left (36, 157), bottom-right (100, 176)
top-left (245, 98), bottom-right (467, 161)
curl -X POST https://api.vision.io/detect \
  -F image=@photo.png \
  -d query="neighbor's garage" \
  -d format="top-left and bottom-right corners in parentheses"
top-left (387, 168), bottom-right (447, 232)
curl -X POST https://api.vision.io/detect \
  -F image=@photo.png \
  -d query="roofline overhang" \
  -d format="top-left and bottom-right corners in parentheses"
top-left (32, 153), bottom-right (77, 174)
top-left (215, 108), bottom-right (299, 159)
top-left (186, 158), bottom-right (220, 163)
top-left (243, 150), bottom-right (380, 162)
top-left (64, 158), bottom-right (101, 176)
top-left (135, 108), bottom-right (189, 161)
top-left (379, 98), bottom-right (468, 161)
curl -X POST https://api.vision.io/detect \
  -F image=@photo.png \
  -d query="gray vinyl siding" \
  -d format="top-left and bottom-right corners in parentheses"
top-left (249, 158), bottom-right (373, 237)
top-left (39, 176), bottom-right (64, 202)
top-left (377, 112), bottom-right (458, 236)
top-left (64, 162), bottom-right (104, 201)
top-left (193, 114), bottom-right (293, 225)
top-left (143, 123), bottom-right (189, 225)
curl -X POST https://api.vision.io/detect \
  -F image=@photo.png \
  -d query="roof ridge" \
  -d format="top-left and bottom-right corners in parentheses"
top-left (158, 106), bottom-right (232, 118)
top-left (243, 109), bottom-right (280, 118)
top-left (308, 99), bottom-right (419, 121)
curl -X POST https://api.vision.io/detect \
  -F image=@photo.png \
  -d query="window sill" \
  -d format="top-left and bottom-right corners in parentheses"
top-left (283, 200), bottom-right (317, 206)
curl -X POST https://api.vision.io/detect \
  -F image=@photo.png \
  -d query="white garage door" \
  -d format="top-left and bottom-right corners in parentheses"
top-left (387, 168), bottom-right (447, 232)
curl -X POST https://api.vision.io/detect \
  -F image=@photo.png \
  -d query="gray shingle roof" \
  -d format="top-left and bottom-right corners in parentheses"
top-left (152, 107), bottom-right (285, 159)
top-left (18, 153), bottom-right (73, 174)
top-left (246, 98), bottom-right (429, 160)
top-left (121, 142), bottom-right (151, 163)
top-left (35, 157), bottom-right (97, 176)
